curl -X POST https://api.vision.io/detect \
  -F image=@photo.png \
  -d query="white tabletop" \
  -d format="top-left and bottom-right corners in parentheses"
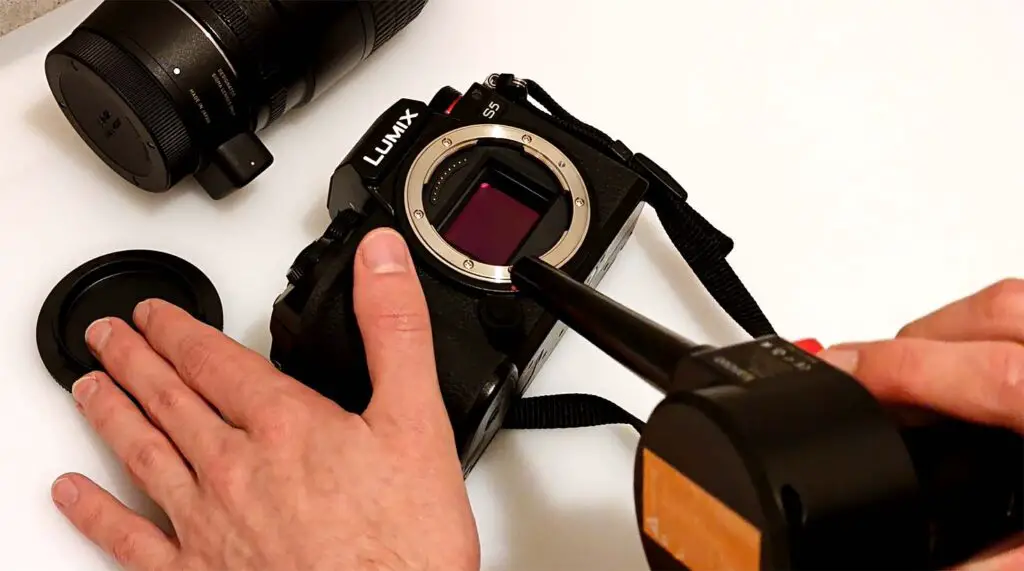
top-left (2, 1), bottom-right (1022, 569)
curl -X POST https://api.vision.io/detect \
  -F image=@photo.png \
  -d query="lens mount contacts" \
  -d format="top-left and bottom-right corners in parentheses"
top-left (403, 124), bottom-right (591, 284)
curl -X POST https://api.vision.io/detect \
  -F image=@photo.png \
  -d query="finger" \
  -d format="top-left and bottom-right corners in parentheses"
top-left (134, 298), bottom-right (294, 429)
top-left (352, 228), bottom-right (447, 430)
top-left (957, 543), bottom-right (1024, 571)
top-left (73, 372), bottom-right (199, 519)
top-left (85, 317), bottom-right (233, 463)
top-left (819, 338), bottom-right (1024, 433)
top-left (52, 473), bottom-right (178, 571)
top-left (899, 279), bottom-right (1024, 344)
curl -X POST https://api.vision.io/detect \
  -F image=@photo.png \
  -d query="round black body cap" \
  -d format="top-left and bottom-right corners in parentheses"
top-left (37, 250), bottom-right (223, 391)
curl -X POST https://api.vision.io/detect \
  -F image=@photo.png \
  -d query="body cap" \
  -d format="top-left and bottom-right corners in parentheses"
top-left (37, 250), bottom-right (223, 391)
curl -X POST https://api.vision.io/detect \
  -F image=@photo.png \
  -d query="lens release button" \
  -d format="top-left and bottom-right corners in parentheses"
top-left (194, 132), bottom-right (274, 199)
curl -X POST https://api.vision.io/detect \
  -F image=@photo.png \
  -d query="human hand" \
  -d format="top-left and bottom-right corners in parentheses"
top-left (818, 279), bottom-right (1024, 571)
top-left (50, 229), bottom-right (480, 571)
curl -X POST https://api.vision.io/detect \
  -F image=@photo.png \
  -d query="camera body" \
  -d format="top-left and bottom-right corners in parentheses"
top-left (270, 77), bottom-right (649, 473)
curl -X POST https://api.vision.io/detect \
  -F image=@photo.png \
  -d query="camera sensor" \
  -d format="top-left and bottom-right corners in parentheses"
top-left (443, 173), bottom-right (546, 266)
top-left (404, 124), bottom-right (591, 286)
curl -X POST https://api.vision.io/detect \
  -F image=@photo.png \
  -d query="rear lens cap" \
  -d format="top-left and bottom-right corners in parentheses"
top-left (37, 250), bottom-right (223, 391)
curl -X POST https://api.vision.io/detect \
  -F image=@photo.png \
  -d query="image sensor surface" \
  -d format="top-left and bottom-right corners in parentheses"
top-left (442, 181), bottom-right (543, 265)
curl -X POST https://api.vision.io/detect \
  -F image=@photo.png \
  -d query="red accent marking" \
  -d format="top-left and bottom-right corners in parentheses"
top-left (792, 338), bottom-right (824, 355)
top-left (445, 96), bottom-right (462, 115)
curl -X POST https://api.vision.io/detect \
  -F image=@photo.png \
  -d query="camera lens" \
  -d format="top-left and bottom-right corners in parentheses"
top-left (404, 125), bottom-right (592, 286)
top-left (45, 0), bottom-right (428, 199)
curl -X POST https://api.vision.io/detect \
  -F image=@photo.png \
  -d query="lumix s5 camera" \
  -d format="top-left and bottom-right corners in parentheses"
top-left (270, 74), bottom-right (679, 473)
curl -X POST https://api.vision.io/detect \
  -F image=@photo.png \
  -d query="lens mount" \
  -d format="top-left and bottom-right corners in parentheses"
top-left (404, 125), bottom-right (591, 284)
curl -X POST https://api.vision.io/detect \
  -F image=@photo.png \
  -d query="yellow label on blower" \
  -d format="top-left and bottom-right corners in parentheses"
top-left (642, 448), bottom-right (762, 570)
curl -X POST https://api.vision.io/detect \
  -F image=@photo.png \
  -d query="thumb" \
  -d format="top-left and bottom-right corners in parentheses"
top-left (352, 228), bottom-right (447, 431)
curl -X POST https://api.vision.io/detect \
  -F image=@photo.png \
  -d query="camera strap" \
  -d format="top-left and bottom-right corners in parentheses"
top-left (490, 74), bottom-right (776, 434)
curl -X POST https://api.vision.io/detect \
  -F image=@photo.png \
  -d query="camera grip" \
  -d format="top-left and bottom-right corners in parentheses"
top-left (281, 210), bottom-right (513, 452)
top-left (284, 215), bottom-right (392, 414)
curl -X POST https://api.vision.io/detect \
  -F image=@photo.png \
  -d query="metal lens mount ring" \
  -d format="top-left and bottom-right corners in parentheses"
top-left (403, 124), bottom-right (591, 284)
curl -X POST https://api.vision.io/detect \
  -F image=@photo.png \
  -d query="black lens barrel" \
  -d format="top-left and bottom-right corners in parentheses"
top-left (180, 0), bottom-right (292, 130)
top-left (45, 0), bottom-right (428, 198)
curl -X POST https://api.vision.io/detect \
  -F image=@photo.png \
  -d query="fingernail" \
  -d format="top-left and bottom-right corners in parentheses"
top-left (84, 318), bottom-right (112, 352)
top-left (361, 229), bottom-right (409, 274)
top-left (71, 374), bottom-right (97, 405)
top-left (52, 477), bottom-right (79, 508)
top-left (818, 348), bottom-right (859, 374)
top-left (134, 300), bottom-right (151, 328)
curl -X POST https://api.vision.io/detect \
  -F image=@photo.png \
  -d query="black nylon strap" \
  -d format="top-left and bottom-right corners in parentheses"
top-left (489, 73), bottom-right (777, 434)
top-left (504, 394), bottom-right (644, 432)
top-left (493, 74), bottom-right (775, 338)
top-left (644, 182), bottom-right (776, 339)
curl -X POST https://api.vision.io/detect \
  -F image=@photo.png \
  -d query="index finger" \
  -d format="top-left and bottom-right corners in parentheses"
top-left (133, 299), bottom-right (294, 428)
top-left (820, 338), bottom-right (1024, 433)
top-left (898, 279), bottom-right (1024, 344)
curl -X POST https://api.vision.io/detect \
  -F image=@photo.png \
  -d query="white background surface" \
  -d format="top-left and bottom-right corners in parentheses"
top-left (1, 1), bottom-right (1022, 569)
